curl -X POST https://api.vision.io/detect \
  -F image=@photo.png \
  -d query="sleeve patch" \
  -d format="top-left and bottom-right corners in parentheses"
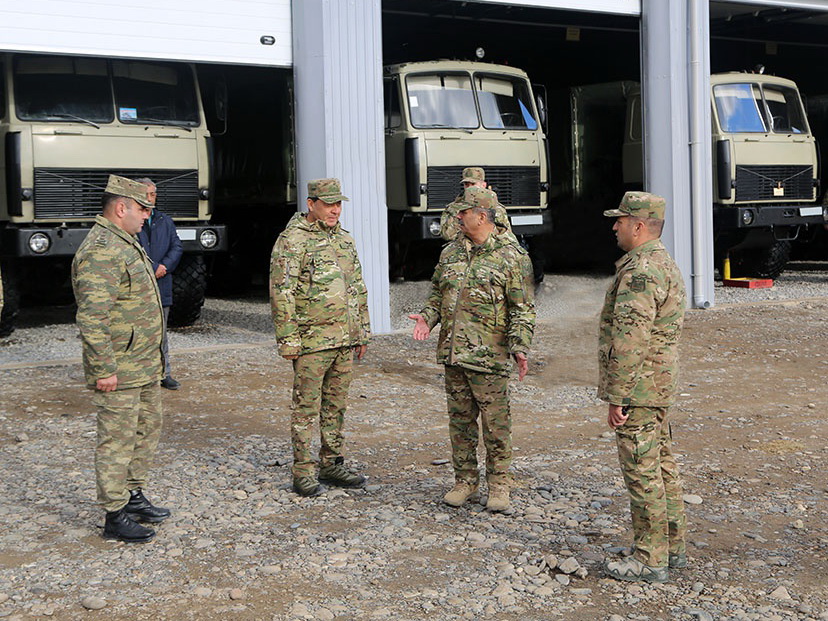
top-left (629, 274), bottom-right (647, 292)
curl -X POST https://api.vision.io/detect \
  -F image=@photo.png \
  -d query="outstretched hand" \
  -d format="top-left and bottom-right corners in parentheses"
top-left (409, 314), bottom-right (431, 341)
top-left (514, 352), bottom-right (528, 381)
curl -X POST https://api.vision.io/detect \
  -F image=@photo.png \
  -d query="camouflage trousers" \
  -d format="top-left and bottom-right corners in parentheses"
top-left (444, 365), bottom-right (511, 486)
top-left (615, 406), bottom-right (687, 568)
top-left (92, 382), bottom-right (163, 512)
top-left (291, 346), bottom-right (353, 478)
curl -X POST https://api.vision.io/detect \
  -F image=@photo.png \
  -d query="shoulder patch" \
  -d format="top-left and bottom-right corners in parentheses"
top-left (629, 274), bottom-right (647, 292)
top-left (94, 235), bottom-right (108, 247)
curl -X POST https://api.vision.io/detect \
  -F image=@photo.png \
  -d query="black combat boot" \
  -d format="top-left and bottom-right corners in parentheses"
top-left (103, 508), bottom-right (156, 543)
top-left (124, 489), bottom-right (172, 523)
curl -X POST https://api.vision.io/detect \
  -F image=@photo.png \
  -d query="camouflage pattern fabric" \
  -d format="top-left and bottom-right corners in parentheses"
top-left (290, 346), bottom-right (353, 478)
top-left (72, 215), bottom-right (164, 389)
top-left (615, 406), bottom-right (687, 567)
top-left (603, 190), bottom-right (666, 220)
top-left (105, 174), bottom-right (154, 208)
top-left (93, 383), bottom-right (163, 512)
top-left (598, 239), bottom-right (685, 406)
top-left (440, 201), bottom-right (515, 242)
top-left (270, 213), bottom-right (371, 357)
top-left (419, 231), bottom-right (535, 376)
top-left (307, 178), bottom-right (349, 203)
top-left (445, 365), bottom-right (511, 485)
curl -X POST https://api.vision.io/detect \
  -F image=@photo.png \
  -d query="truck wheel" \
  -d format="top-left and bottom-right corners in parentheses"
top-left (169, 254), bottom-right (208, 327)
top-left (735, 240), bottom-right (792, 279)
top-left (0, 260), bottom-right (20, 338)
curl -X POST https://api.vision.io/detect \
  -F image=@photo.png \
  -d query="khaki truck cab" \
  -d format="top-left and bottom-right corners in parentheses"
top-left (625, 72), bottom-right (823, 278)
top-left (0, 53), bottom-right (225, 335)
top-left (383, 60), bottom-right (551, 280)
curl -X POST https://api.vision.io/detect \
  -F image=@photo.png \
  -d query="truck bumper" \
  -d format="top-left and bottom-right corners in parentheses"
top-left (1, 223), bottom-right (228, 257)
top-left (391, 209), bottom-right (552, 242)
top-left (714, 204), bottom-right (826, 229)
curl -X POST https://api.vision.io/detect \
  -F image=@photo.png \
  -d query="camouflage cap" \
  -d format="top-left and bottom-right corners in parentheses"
top-left (461, 167), bottom-right (485, 184)
top-left (104, 174), bottom-right (153, 208)
top-left (603, 191), bottom-right (666, 220)
top-left (450, 186), bottom-right (499, 212)
top-left (308, 178), bottom-right (349, 204)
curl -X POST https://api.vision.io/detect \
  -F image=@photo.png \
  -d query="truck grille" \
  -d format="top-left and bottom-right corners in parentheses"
top-left (426, 166), bottom-right (540, 209)
top-left (34, 168), bottom-right (199, 219)
top-left (734, 165), bottom-right (814, 202)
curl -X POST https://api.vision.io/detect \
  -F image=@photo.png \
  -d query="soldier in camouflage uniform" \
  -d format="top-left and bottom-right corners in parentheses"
top-left (599, 191), bottom-right (688, 583)
top-left (71, 175), bottom-right (171, 544)
top-left (411, 187), bottom-right (535, 512)
top-left (270, 178), bottom-right (371, 497)
top-left (439, 167), bottom-right (514, 242)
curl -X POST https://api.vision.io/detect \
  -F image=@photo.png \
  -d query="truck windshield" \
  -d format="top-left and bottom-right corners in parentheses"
top-left (714, 83), bottom-right (767, 132)
top-left (714, 82), bottom-right (808, 134)
top-left (14, 56), bottom-right (114, 123)
top-left (762, 85), bottom-right (807, 134)
top-left (475, 73), bottom-right (538, 130)
top-left (406, 73), bottom-right (478, 129)
top-left (113, 61), bottom-right (199, 126)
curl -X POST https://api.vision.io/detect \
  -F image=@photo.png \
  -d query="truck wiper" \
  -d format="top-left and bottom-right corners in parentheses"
top-left (137, 118), bottom-right (193, 132)
top-left (419, 123), bottom-right (473, 134)
top-left (53, 113), bottom-right (100, 129)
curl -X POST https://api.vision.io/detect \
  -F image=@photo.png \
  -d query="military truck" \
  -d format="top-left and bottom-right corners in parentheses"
top-left (625, 72), bottom-right (824, 278)
top-left (383, 60), bottom-right (551, 281)
top-left (0, 53), bottom-right (226, 336)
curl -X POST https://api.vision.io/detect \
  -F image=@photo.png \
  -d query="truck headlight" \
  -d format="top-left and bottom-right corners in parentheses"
top-left (28, 232), bottom-right (51, 254)
top-left (199, 188), bottom-right (210, 200)
top-left (199, 229), bottom-right (218, 249)
top-left (428, 221), bottom-right (442, 237)
top-left (741, 210), bottom-right (755, 226)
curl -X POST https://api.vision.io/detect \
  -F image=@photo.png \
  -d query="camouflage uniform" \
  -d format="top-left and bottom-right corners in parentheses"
top-left (598, 192), bottom-right (687, 570)
top-left (420, 187), bottom-right (535, 487)
top-left (440, 167), bottom-right (515, 242)
top-left (71, 177), bottom-right (164, 513)
top-left (270, 179), bottom-right (370, 479)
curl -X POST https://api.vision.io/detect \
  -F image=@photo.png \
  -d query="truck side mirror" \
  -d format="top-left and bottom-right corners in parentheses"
top-left (213, 77), bottom-right (228, 135)
top-left (533, 83), bottom-right (548, 132)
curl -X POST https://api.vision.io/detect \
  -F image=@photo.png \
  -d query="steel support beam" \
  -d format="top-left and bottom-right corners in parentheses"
top-left (292, 0), bottom-right (392, 333)
top-left (641, 0), bottom-right (715, 308)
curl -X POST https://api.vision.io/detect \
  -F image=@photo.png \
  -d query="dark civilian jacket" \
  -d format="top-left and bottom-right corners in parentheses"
top-left (137, 210), bottom-right (183, 307)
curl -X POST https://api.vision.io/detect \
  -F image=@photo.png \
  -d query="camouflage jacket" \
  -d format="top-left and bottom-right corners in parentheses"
top-left (270, 213), bottom-right (370, 356)
top-left (440, 200), bottom-right (515, 243)
top-left (71, 215), bottom-right (164, 389)
top-left (419, 230), bottom-right (535, 376)
top-left (598, 238), bottom-right (686, 406)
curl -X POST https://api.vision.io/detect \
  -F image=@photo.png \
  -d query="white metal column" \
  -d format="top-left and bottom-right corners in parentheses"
top-left (641, 0), bottom-right (714, 308)
top-left (292, 0), bottom-right (391, 333)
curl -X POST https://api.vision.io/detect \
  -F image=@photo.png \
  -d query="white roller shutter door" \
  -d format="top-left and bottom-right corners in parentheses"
top-left (0, 0), bottom-right (292, 66)
top-left (723, 0), bottom-right (828, 9)
top-left (467, 0), bottom-right (640, 15)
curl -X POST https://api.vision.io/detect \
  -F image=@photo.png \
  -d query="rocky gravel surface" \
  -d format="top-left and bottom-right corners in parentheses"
top-left (1, 268), bottom-right (828, 620)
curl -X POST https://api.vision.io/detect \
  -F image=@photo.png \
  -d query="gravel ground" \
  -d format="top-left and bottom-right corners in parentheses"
top-left (5, 263), bottom-right (828, 367)
top-left (1, 267), bottom-right (828, 620)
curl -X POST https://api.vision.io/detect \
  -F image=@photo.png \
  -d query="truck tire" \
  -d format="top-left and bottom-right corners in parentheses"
top-left (169, 254), bottom-right (208, 327)
top-left (736, 240), bottom-right (792, 279)
top-left (0, 260), bottom-right (20, 338)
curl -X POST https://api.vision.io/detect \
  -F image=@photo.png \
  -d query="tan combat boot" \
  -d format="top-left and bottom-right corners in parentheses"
top-left (443, 481), bottom-right (479, 507)
top-left (486, 477), bottom-right (511, 512)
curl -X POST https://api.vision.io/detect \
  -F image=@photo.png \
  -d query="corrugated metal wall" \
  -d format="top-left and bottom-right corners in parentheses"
top-left (293, 0), bottom-right (392, 334)
top-left (0, 0), bottom-right (292, 66)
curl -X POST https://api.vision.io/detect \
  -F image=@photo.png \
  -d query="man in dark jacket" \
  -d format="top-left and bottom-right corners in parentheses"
top-left (137, 178), bottom-right (183, 390)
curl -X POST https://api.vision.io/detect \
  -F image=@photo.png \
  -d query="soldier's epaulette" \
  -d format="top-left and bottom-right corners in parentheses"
top-left (94, 235), bottom-right (108, 247)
